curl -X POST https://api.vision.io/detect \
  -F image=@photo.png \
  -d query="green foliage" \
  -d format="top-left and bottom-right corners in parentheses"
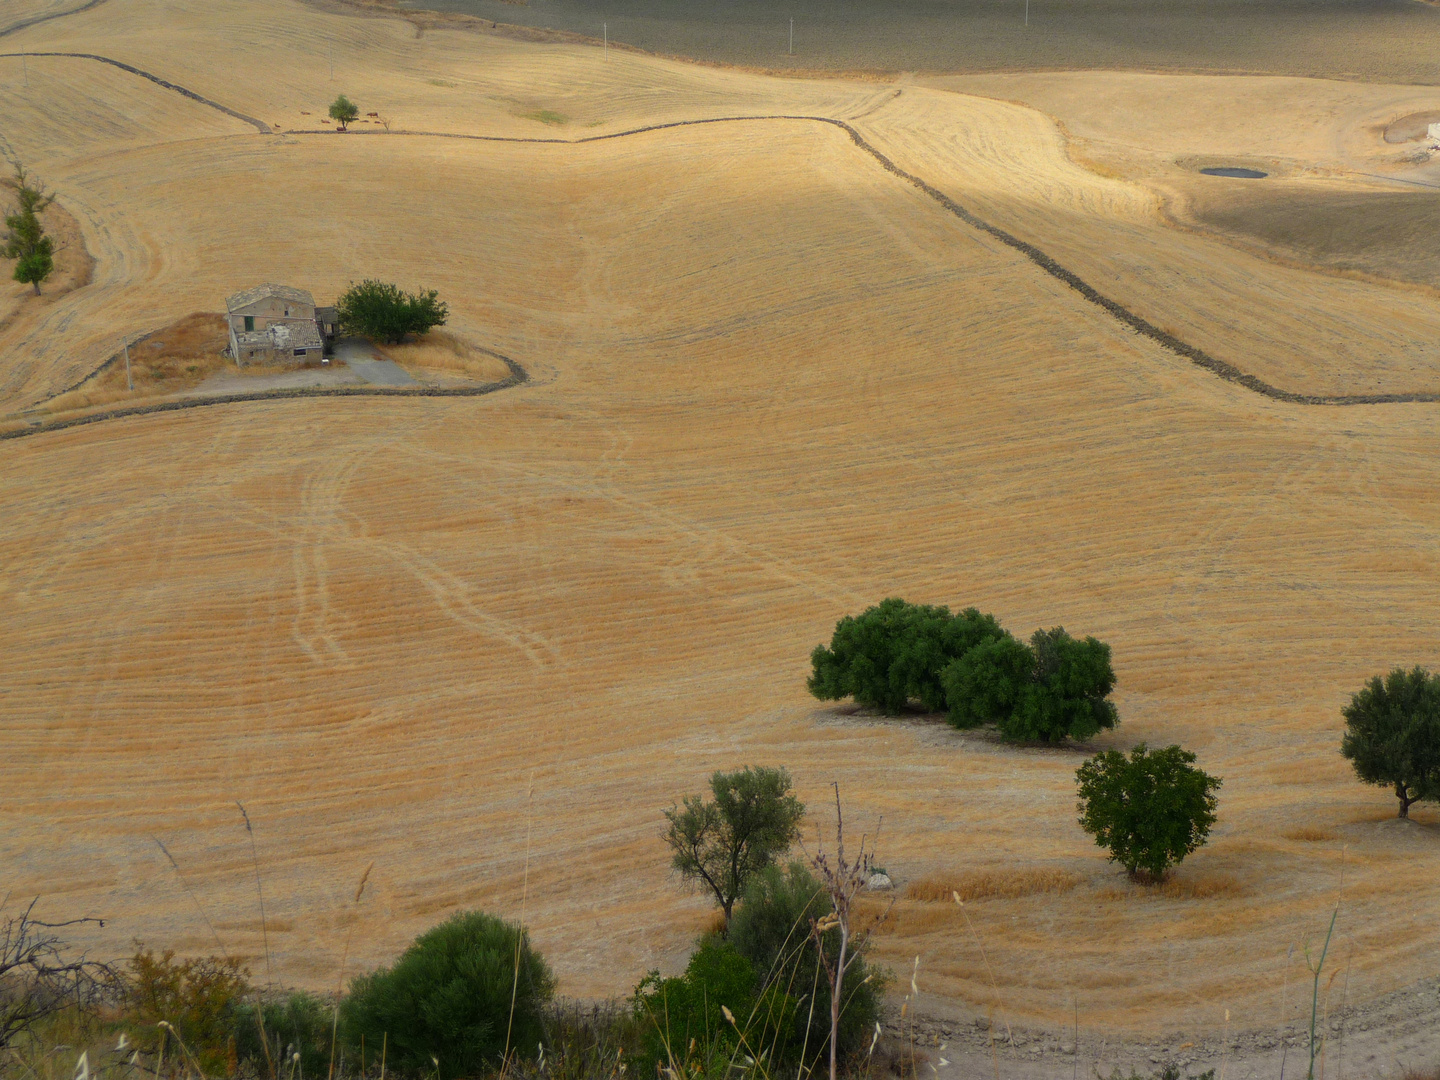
top-left (941, 632), bottom-right (1033, 728)
top-left (341, 910), bottom-right (555, 1079)
top-left (232, 990), bottom-right (331, 1078)
top-left (2, 165), bottom-right (54, 296)
top-left (941, 625), bottom-right (1117, 743)
top-left (329, 94), bottom-right (359, 129)
top-left (1340, 666), bottom-right (1440, 818)
top-left (1000, 627), bottom-right (1118, 743)
top-left (123, 947), bottom-right (251, 1075)
top-left (631, 938), bottom-right (796, 1079)
top-left (336, 279), bottom-right (449, 344)
top-left (728, 862), bottom-right (883, 1066)
top-left (1077, 744), bottom-right (1221, 880)
top-left (663, 766), bottom-right (805, 928)
top-left (809, 598), bottom-right (1005, 714)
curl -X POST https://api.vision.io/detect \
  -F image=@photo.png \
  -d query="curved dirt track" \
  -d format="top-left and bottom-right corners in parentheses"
top-left (1, 356), bottom-right (527, 441)
top-left (6, 51), bottom-right (1437, 414)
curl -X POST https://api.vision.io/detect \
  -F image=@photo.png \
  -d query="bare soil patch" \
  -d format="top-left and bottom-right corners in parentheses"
top-left (1384, 110), bottom-right (1440, 142)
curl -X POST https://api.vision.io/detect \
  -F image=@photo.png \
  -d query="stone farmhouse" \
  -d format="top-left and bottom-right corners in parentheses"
top-left (226, 284), bottom-right (336, 366)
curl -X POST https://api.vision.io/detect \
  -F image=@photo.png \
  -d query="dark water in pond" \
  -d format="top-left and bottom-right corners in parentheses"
top-left (1200, 167), bottom-right (1268, 178)
top-left (406, 0), bottom-right (1440, 82)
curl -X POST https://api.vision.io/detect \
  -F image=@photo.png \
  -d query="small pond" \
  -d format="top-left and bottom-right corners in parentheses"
top-left (1200, 167), bottom-right (1268, 178)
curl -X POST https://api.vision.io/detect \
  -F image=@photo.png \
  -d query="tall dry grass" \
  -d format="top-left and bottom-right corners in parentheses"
top-left (376, 331), bottom-right (511, 382)
top-left (906, 868), bottom-right (1081, 904)
top-left (41, 313), bottom-right (232, 414)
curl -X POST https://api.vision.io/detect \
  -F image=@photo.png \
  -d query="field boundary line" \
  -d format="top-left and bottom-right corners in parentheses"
top-left (0, 51), bottom-right (272, 132)
top-left (1, 352), bottom-right (528, 442)
top-left (0, 0), bottom-right (108, 39)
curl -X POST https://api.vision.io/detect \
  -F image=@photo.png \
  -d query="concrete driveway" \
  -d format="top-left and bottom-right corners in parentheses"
top-left (333, 338), bottom-right (417, 387)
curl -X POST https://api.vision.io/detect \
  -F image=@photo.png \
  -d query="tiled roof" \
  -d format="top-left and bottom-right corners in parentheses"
top-left (234, 321), bottom-right (324, 351)
top-left (226, 283), bottom-right (316, 312)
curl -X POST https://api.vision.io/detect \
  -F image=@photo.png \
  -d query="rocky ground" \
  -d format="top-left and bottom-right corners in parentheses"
top-left (886, 976), bottom-right (1440, 1080)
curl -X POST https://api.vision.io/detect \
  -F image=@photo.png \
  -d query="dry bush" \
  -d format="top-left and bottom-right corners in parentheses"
top-left (906, 868), bottom-right (1081, 903)
top-left (376, 330), bottom-right (511, 382)
top-left (1284, 826), bottom-right (1338, 842)
top-left (44, 313), bottom-right (231, 414)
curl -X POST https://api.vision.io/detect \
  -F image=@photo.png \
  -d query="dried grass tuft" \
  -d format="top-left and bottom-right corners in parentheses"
top-left (1158, 873), bottom-right (1246, 900)
top-left (376, 331), bottom-right (511, 382)
top-left (1284, 827), bottom-right (1338, 842)
top-left (906, 868), bottom-right (1081, 903)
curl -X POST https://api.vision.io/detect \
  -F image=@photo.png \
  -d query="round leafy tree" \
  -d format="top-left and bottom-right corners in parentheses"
top-left (1076, 744), bottom-right (1221, 880)
top-left (341, 910), bottom-right (554, 1079)
top-left (336, 279), bottom-right (448, 344)
top-left (1341, 666), bottom-right (1440, 818)
top-left (329, 94), bottom-right (359, 130)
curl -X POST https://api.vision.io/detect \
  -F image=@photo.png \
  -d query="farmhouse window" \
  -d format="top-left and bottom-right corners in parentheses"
top-left (295, 348), bottom-right (306, 356)
top-left (244, 316), bottom-right (254, 331)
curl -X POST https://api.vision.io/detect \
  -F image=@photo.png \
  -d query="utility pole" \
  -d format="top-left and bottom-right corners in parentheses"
top-left (1025, 0), bottom-right (1029, 26)
top-left (122, 339), bottom-right (132, 391)
top-left (603, 22), bottom-right (607, 59)
top-left (789, 17), bottom-right (794, 55)
top-left (22, 55), bottom-right (27, 87)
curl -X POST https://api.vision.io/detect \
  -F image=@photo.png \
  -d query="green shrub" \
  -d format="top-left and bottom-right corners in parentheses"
top-left (336, 279), bottom-right (449, 344)
top-left (809, 599), bottom-right (1005, 714)
top-left (1077, 744), bottom-right (1221, 880)
top-left (341, 910), bottom-right (554, 1079)
top-left (232, 990), bottom-right (331, 1078)
top-left (122, 947), bottom-right (251, 1075)
top-left (1340, 666), bottom-right (1440, 818)
top-left (728, 862), bottom-right (883, 1068)
top-left (632, 938), bottom-right (795, 1078)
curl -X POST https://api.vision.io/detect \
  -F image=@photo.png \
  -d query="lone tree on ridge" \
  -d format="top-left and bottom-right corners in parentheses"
top-left (663, 765), bottom-right (805, 931)
top-left (1341, 666), bottom-right (1440, 818)
top-left (329, 94), bottom-right (359, 131)
top-left (2, 165), bottom-right (54, 296)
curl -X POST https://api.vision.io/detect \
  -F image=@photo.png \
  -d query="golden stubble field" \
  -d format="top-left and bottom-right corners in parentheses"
top-left (1, 0), bottom-right (1439, 1042)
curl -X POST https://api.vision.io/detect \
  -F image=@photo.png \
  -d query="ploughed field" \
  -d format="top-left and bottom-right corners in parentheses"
top-left (2, 0), bottom-right (1439, 1044)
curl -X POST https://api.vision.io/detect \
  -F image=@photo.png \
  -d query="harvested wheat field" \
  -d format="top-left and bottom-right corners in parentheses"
top-left (2, 0), bottom-right (1440, 1061)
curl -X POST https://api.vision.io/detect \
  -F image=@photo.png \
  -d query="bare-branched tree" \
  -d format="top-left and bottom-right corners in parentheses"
top-left (0, 898), bottom-right (117, 1047)
top-left (808, 785), bottom-right (888, 1080)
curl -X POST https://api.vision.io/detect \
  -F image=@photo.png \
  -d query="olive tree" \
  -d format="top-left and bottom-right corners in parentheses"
top-left (1341, 666), bottom-right (1440, 818)
top-left (663, 766), bottom-right (805, 930)
top-left (329, 94), bottom-right (359, 130)
top-left (1076, 744), bottom-right (1221, 880)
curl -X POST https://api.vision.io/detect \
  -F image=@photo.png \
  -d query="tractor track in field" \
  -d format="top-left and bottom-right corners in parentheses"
top-left (5, 52), bottom-right (1438, 438)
